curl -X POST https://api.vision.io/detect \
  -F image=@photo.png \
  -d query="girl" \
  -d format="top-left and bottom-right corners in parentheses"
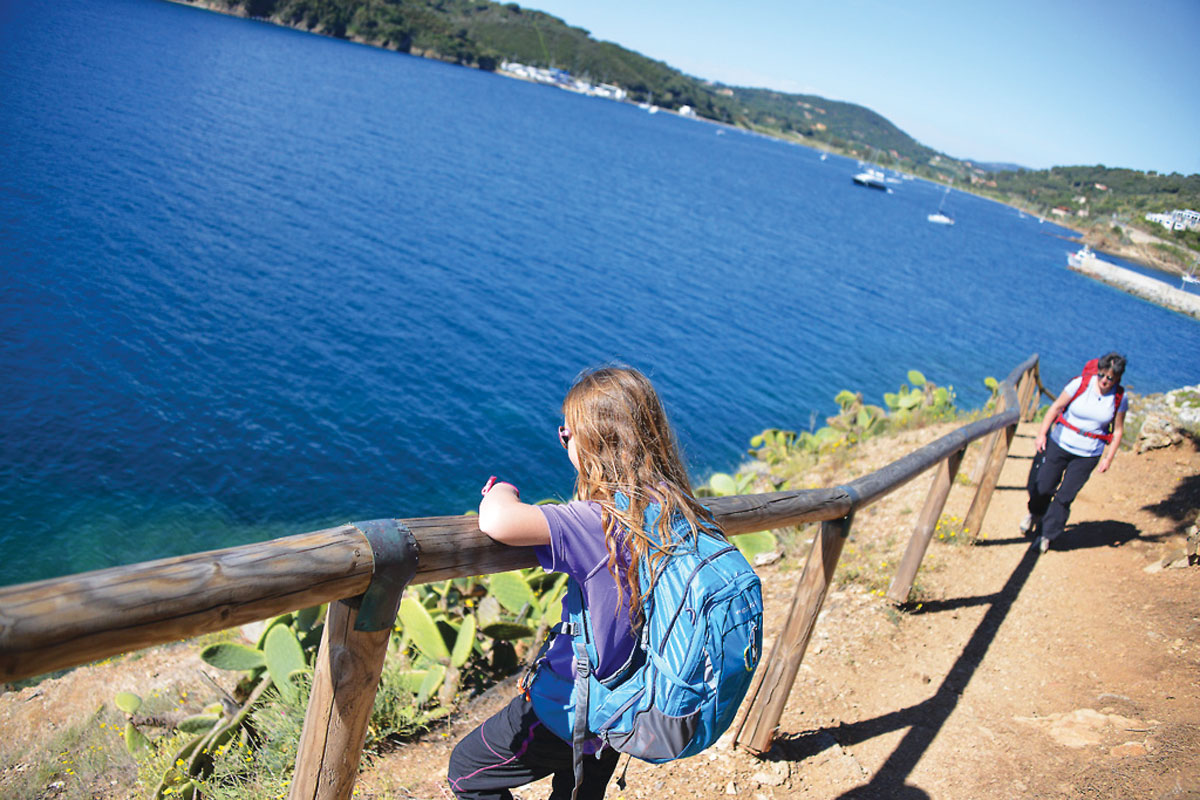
top-left (447, 366), bottom-right (723, 800)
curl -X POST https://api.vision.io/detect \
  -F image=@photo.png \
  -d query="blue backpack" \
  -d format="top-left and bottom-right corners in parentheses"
top-left (528, 501), bottom-right (764, 796)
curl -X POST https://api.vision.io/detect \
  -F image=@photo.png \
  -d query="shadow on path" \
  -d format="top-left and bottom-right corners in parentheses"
top-left (768, 541), bottom-right (1043, 800)
top-left (1054, 519), bottom-right (1143, 551)
top-left (1140, 448), bottom-right (1200, 531)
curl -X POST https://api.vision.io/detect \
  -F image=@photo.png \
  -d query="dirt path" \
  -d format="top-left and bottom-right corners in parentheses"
top-left (362, 424), bottom-right (1200, 800)
top-left (746, 423), bottom-right (1200, 800)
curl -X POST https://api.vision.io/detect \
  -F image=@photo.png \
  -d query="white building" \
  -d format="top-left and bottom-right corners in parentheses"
top-left (1145, 209), bottom-right (1200, 232)
top-left (500, 62), bottom-right (628, 103)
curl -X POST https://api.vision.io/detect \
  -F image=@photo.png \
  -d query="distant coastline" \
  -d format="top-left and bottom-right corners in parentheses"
top-left (164, 0), bottom-right (1197, 278)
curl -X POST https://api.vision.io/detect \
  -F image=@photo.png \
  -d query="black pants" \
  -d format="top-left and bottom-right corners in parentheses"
top-left (447, 693), bottom-right (620, 800)
top-left (1026, 437), bottom-right (1100, 543)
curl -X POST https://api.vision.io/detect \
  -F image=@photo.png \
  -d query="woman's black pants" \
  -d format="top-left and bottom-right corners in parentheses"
top-left (447, 693), bottom-right (619, 800)
top-left (1027, 437), bottom-right (1100, 543)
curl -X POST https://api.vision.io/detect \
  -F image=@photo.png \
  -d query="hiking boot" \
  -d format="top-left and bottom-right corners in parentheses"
top-left (1037, 535), bottom-right (1050, 554)
top-left (1019, 513), bottom-right (1041, 538)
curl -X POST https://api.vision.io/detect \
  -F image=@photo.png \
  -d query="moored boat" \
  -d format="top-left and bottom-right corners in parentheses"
top-left (1067, 245), bottom-right (1096, 268)
top-left (852, 168), bottom-right (887, 190)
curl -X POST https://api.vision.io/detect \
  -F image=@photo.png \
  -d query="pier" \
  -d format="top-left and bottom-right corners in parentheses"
top-left (1068, 255), bottom-right (1200, 321)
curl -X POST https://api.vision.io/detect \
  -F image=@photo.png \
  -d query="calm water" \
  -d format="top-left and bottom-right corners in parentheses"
top-left (2, 0), bottom-right (1197, 587)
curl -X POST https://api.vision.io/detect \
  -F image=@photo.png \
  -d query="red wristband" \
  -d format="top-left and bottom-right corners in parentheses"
top-left (481, 477), bottom-right (520, 499)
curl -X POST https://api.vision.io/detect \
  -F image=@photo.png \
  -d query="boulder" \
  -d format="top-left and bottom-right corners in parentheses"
top-left (1136, 413), bottom-right (1183, 453)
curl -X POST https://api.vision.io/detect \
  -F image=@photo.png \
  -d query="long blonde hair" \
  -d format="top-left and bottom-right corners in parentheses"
top-left (562, 366), bottom-right (720, 622)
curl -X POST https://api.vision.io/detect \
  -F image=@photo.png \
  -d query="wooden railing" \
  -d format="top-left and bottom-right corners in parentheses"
top-left (0, 354), bottom-right (1042, 798)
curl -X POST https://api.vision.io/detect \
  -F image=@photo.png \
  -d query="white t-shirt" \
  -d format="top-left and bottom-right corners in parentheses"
top-left (1051, 375), bottom-right (1128, 457)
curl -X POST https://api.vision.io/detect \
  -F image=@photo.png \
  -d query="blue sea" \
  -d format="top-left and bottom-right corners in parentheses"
top-left (2, 0), bottom-right (1197, 587)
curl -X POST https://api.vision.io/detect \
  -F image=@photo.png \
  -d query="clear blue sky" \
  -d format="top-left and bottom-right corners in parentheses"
top-left (526, 0), bottom-right (1200, 175)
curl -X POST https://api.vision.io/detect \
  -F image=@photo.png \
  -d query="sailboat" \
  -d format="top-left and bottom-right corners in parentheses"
top-left (927, 184), bottom-right (954, 225)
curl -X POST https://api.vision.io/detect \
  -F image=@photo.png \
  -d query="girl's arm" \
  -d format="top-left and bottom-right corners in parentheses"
top-left (478, 483), bottom-right (551, 546)
top-left (1098, 409), bottom-right (1126, 473)
top-left (1035, 385), bottom-right (1075, 452)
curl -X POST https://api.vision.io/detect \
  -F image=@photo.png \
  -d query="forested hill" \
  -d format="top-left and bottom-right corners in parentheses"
top-left (985, 166), bottom-right (1200, 218)
top-left (982, 166), bottom-right (1200, 254)
top-left (179, 0), bottom-right (933, 164)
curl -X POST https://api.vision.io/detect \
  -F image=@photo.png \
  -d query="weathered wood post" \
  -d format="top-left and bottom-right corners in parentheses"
top-left (961, 420), bottom-right (1017, 541)
top-left (1021, 364), bottom-right (1040, 421)
top-left (968, 391), bottom-right (1008, 487)
top-left (734, 512), bottom-right (854, 753)
top-left (289, 520), bottom-right (419, 800)
top-left (886, 448), bottom-right (965, 603)
top-left (1015, 371), bottom-right (1033, 424)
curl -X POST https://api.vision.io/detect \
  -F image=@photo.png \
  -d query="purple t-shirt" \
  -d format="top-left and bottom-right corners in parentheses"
top-left (534, 500), bottom-right (638, 684)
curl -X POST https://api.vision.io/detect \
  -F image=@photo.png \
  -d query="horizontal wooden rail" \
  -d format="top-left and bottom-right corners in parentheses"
top-left (0, 354), bottom-right (1038, 686)
top-left (732, 353), bottom-right (1037, 752)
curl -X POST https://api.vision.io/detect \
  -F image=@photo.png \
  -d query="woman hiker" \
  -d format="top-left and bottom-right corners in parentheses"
top-left (1021, 352), bottom-right (1128, 552)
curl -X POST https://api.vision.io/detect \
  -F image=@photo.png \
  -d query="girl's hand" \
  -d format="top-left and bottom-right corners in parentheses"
top-left (478, 479), bottom-right (549, 546)
top-left (1034, 432), bottom-right (1047, 452)
top-left (1097, 455), bottom-right (1113, 473)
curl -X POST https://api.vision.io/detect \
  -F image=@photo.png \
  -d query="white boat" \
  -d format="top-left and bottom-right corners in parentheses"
top-left (927, 184), bottom-right (954, 225)
top-left (852, 167), bottom-right (887, 190)
top-left (1182, 265), bottom-right (1200, 289)
top-left (1067, 245), bottom-right (1096, 268)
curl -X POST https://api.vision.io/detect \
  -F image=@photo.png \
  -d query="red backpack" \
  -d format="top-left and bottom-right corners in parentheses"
top-left (1054, 358), bottom-right (1124, 443)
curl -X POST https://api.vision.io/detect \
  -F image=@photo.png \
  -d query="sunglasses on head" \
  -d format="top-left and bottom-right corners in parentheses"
top-left (558, 425), bottom-right (572, 449)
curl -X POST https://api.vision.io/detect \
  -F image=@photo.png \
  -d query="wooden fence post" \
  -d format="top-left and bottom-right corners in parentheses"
top-left (1021, 365), bottom-right (1040, 421)
top-left (734, 513), bottom-right (854, 754)
top-left (289, 520), bottom-right (418, 800)
top-left (961, 423), bottom-right (1017, 540)
top-left (886, 449), bottom-right (964, 603)
top-left (289, 602), bottom-right (393, 800)
top-left (969, 393), bottom-right (1008, 486)
top-left (1015, 372), bottom-right (1032, 423)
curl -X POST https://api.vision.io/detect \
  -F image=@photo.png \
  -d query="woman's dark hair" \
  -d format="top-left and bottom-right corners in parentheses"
top-left (1098, 352), bottom-right (1127, 378)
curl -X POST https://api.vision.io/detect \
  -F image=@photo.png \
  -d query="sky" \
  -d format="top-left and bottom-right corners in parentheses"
top-left (525, 0), bottom-right (1200, 175)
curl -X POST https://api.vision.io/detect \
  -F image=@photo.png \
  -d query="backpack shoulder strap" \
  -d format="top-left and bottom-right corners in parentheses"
top-left (1055, 360), bottom-right (1121, 443)
top-left (565, 579), bottom-right (594, 800)
top-left (1067, 359), bottom-right (1099, 411)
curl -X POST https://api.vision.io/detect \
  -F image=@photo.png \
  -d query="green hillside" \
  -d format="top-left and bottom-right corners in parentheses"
top-left (185, 0), bottom-right (933, 163)
top-left (981, 165), bottom-right (1200, 254)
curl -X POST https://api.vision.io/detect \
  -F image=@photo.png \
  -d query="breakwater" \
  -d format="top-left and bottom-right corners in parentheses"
top-left (1069, 256), bottom-right (1200, 321)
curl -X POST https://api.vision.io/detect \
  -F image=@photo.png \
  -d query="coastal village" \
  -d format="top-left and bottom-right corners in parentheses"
top-left (497, 60), bottom-right (701, 118)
